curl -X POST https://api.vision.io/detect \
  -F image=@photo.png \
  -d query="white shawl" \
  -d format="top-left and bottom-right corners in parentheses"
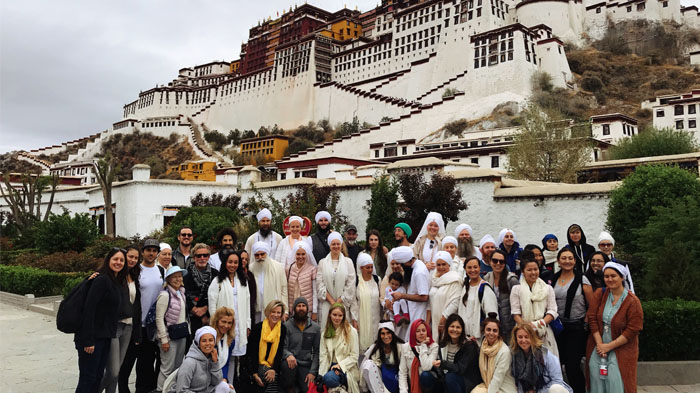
top-left (207, 275), bottom-right (250, 350)
top-left (216, 334), bottom-right (230, 370)
top-left (249, 256), bottom-right (288, 312)
top-left (429, 271), bottom-right (462, 336)
top-left (518, 277), bottom-right (548, 322)
top-left (320, 254), bottom-right (351, 300)
top-left (274, 235), bottom-right (307, 268)
top-left (356, 276), bottom-right (380, 351)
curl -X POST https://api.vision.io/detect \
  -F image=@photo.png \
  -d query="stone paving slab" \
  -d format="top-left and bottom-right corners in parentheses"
top-left (1, 302), bottom-right (698, 393)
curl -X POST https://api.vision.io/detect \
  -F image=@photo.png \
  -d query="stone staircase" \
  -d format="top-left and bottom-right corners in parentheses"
top-left (16, 152), bottom-right (51, 173)
top-left (185, 117), bottom-right (233, 165)
top-left (191, 100), bottom-right (216, 119)
top-left (415, 69), bottom-right (469, 102)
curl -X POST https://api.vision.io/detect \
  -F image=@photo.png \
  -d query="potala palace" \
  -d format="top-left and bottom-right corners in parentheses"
top-left (6, 0), bottom-right (700, 239)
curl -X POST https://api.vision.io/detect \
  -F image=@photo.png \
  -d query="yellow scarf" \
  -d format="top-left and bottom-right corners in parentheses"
top-left (259, 319), bottom-right (281, 367)
top-left (479, 338), bottom-right (503, 387)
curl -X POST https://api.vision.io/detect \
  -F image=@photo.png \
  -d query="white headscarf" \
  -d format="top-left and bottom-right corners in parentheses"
top-left (442, 236), bottom-right (458, 247)
top-left (454, 223), bottom-right (473, 238)
top-left (292, 240), bottom-right (317, 267)
top-left (194, 326), bottom-right (217, 345)
top-left (327, 231), bottom-right (343, 245)
top-left (497, 228), bottom-right (517, 245)
top-left (603, 262), bottom-right (627, 279)
top-left (392, 246), bottom-right (414, 264)
top-left (251, 241), bottom-right (271, 256)
top-left (433, 251), bottom-right (453, 264)
top-left (416, 212), bottom-right (446, 240)
top-left (256, 208), bottom-right (272, 222)
top-left (357, 252), bottom-right (374, 268)
top-left (159, 243), bottom-right (172, 252)
top-left (315, 211), bottom-right (331, 223)
top-left (479, 234), bottom-right (496, 248)
top-left (289, 215), bottom-right (303, 226)
top-left (597, 231), bottom-right (615, 246)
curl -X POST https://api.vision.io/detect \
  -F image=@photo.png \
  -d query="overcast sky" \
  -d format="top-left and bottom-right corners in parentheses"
top-left (1, 0), bottom-right (699, 153)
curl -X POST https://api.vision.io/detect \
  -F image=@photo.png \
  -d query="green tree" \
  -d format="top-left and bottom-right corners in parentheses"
top-left (94, 157), bottom-right (119, 238)
top-left (228, 129), bottom-right (242, 145)
top-left (608, 127), bottom-right (698, 160)
top-left (506, 104), bottom-right (592, 183)
top-left (606, 164), bottom-right (700, 256)
top-left (0, 172), bottom-right (59, 238)
top-left (636, 194), bottom-right (700, 300)
top-left (287, 138), bottom-right (315, 155)
top-left (366, 175), bottom-right (400, 248)
top-left (203, 130), bottom-right (228, 150)
top-left (335, 116), bottom-right (360, 138)
top-left (397, 172), bottom-right (468, 241)
top-left (165, 206), bottom-right (239, 247)
top-left (35, 211), bottom-right (100, 254)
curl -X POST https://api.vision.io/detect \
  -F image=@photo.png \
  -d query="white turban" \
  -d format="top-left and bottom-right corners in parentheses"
top-left (416, 211), bottom-right (446, 240)
top-left (386, 249), bottom-right (393, 262)
top-left (159, 243), bottom-right (172, 252)
top-left (442, 236), bottom-right (458, 247)
top-left (479, 234), bottom-right (496, 248)
top-left (251, 241), bottom-right (271, 256)
top-left (378, 321), bottom-right (395, 333)
top-left (292, 240), bottom-right (317, 267)
top-left (454, 224), bottom-right (473, 238)
top-left (256, 208), bottom-right (272, 222)
top-left (433, 251), bottom-right (453, 264)
top-left (392, 246), bottom-right (414, 264)
top-left (357, 252), bottom-right (374, 268)
top-left (603, 262), bottom-right (627, 279)
top-left (597, 231), bottom-right (615, 246)
top-left (315, 211), bottom-right (331, 223)
top-left (194, 326), bottom-right (217, 346)
top-left (327, 231), bottom-right (343, 245)
top-left (289, 215), bottom-right (303, 225)
top-left (498, 228), bottom-right (517, 245)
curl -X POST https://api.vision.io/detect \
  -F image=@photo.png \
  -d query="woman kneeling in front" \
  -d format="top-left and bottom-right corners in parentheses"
top-left (319, 303), bottom-right (360, 393)
top-left (511, 323), bottom-right (572, 393)
top-left (172, 326), bottom-right (232, 393)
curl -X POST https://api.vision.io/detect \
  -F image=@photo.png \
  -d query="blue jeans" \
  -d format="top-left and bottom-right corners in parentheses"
top-left (444, 372), bottom-right (465, 393)
top-left (75, 338), bottom-right (111, 393)
top-left (419, 371), bottom-right (437, 393)
top-left (322, 363), bottom-right (347, 388)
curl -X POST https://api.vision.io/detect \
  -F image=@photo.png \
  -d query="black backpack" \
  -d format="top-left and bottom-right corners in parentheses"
top-left (56, 277), bottom-right (92, 333)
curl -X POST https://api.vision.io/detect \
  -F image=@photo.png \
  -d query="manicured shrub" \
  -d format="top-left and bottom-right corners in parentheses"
top-left (12, 251), bottom-right (100, 273)
top-left (639, 299), bottom-right (700, 361)
top-left (0, 265), bottom-right (85, 297)
top-left (34, 211), bottom-right (100, 254)
top-left (164, 206), bottom-right (239, 246)
top-left (83, 236), bottom-right (131, 259)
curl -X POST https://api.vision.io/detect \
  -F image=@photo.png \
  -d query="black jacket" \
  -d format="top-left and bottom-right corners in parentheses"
top-left (311, 232), bottom-right (331, 263)
top-left (131, 278), bottom-right (143, 343)
top-left (75, 274), bottom-right (122, 346)
top-left (564, 224), bottom-right (595, 273)
top-left (437, 340), bottom-right (482, 391)
top-left (247, 321), bottom-right (288, 373)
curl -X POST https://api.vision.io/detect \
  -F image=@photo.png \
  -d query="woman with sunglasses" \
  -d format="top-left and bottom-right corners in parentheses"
top-left (596, 232), bottom-right (634, 293)
top-left (185, 244), bottom-right (220, 335)
top-left (412, 212), bottom-right (445, 271)
top-left (482, 250), bottom-right (519, 342)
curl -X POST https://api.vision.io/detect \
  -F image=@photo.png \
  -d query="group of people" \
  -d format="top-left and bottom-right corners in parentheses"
top-left (73, 209), bottom-right (643, 393)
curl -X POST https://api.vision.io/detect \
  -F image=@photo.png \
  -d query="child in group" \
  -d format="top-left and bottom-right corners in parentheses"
top-left (385, 272), bottom-right (410, 326)
top-left (541, 234), bottom-right (560, 273)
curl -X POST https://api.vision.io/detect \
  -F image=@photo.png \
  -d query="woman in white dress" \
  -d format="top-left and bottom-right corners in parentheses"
top-left (353, 253), bottom-right (382, 355)
top-left (458, 256), bottom-right (498, 339)
top-left (273, 216), bottom-right (307, 268)
top-left (428, 251), bottom-right (462, 337)
top-left (317, 232), bottom-right (356, 330)
top-left (412, 212), bottom-right (445, 271)
top-left (207, 249), bottom-right (251, 382)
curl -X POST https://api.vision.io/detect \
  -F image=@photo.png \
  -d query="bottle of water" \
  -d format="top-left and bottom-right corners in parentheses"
top-left (599, 356), bottom-right (608, 379)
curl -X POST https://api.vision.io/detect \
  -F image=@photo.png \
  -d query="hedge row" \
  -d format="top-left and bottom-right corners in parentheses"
top-left (639, 298), bottom-right (700, 361)
top-left (0, 265), bottom-right (86, 297)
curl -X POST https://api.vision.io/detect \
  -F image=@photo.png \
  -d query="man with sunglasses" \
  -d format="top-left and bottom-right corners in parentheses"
top-left (184, 243), bottom-right (219, 350)
top-left (172, 226), bottom-right (194, 269)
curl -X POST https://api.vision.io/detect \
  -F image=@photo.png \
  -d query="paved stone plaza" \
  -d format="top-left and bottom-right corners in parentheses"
top-left (0, 302), bottom-right (695, 393)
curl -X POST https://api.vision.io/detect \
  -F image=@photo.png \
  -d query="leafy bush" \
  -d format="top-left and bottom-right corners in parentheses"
top-left (203, 130), bottom-right (228, 151)
top-left (443, 119), bottom-right (469, 137)
top-left (34, 212), bottom-right (100, 254)
top-left (190, 192), bottom-right (241, 211)
top-left (0, 265), bottom-right (85, 296)
top-left (62, 276), bottom-right (85, 297)
top-left (83, 236), bottom-right (132, 259)
top-left (287, 138), bottom-right (315, 156)
top-left (366, 176), bottom-right (400, 249)
top-left (639, 299), bottom-right (700, 361)
top-left (397, 173), bottom-right (468, 242)
top-left (636, 194), bottom-right (700, 300)
top-left (608, 127), bottom-right (698, 160)
top-left (606, 165), bottom-right (700, 256)
top-left (581, 73), bottom-right (604, 92)
top-left (442, 88), bottom-right (457, 98)
top-left (11, 251), bottom-right (100, 273)
top-left (164, 206), bottom-right (239, 246)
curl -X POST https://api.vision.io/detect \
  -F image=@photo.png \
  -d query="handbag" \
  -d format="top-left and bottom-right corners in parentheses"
top-left (308, 377), bottom-right (328, 393)
top-left (167, 322), bottom-right (189, 340)
top-left (550, 317), bottom-right (564, 336)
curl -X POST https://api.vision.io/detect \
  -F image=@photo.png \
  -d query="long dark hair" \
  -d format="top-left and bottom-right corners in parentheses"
top-left (462, 256), bottom-right (481, 306)
top-left (99, 248), bottom-right (128, 286)
top-left (125, 244), bottom-right (141, 282)
top-left (480, 312), bottom-right (500, 336)
top-left (369, 323), bottom-right (404, 366)
top-left (439, 314), bottom-right (467, 347)
top-left (365, 229), bottom-right (387, 274)
top-left (216, 249), bottom-right (247, 286)
top-left (490, 249), bottom-right (509, 293)
top-left (216, 227), bottom-right (237, 249)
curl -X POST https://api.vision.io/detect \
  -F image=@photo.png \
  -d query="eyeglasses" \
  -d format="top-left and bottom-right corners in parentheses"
top-left (491, 258), bottom-right (506, 265)
top-left (195, 253), bottom-right (210, 258)
top-left (180, 233), bottom-right (193, 237)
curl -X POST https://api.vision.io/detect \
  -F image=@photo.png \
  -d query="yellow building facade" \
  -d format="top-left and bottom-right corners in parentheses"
top-left (166, 160), bottom-right (217, 181)
top-left (240, 135), bottom-right (290, 163)
top-left (319, 18), bottom-right (362, 41)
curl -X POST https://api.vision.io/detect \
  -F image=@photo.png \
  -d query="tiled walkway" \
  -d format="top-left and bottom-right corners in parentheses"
top-left (0, 302), bottom-right (697, 393)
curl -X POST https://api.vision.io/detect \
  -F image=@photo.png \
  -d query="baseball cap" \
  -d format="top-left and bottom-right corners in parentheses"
top-left (143, 238), bottom-right (160, 250)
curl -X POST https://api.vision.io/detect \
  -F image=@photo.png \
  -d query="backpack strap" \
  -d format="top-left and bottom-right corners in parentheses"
top-left (158, 265), bottom-right (165, 281)
top-left (478, 282), bottom-right (494, 321)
